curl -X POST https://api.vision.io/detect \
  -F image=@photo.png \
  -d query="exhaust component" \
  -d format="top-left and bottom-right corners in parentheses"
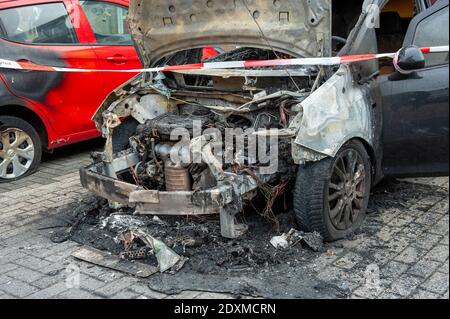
top-left (165, 160), bottom-right (192, 192)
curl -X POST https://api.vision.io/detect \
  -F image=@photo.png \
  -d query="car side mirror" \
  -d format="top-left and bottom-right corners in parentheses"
top-left (394, 45), bottom-right (426, 74)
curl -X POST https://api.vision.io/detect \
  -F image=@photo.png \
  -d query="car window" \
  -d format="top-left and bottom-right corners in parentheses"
top-left (0, 3), bottom-right (77, 44)
top-left (413, 6), bottom-right (449, 67)
top-left (80, 1), bottom-right (132, 45)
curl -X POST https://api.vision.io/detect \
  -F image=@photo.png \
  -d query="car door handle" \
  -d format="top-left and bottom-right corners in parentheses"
top-left (106, 55), bottom-right (128, 64)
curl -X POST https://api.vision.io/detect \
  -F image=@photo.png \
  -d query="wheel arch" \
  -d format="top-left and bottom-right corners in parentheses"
top-left (0, 105), bottom-right (49, 150)
top-left (352, 137), bottom-right (379, 185)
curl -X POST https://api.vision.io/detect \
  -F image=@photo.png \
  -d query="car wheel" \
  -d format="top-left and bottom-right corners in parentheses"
top-left (293, 140), bottom-right (371, 241)
top-left (0, 116), bottom-right (42, 182)
top-left (112, 118), bottom-right (139, 153)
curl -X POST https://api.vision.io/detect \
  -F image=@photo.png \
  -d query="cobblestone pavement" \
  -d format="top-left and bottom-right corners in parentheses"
top-left (0, 141), bottom-right (448, 299)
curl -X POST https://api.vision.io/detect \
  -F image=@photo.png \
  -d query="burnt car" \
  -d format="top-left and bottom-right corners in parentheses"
top-left (80, 0), bottom-right (449, 241)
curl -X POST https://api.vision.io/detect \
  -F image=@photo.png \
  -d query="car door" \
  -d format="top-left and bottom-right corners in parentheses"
top-left (379, 0), bottom-right (449, 177)
top-left (0, 0), bottom-right (105, 147)
top-left (77, 0), bottom-right (141, 96)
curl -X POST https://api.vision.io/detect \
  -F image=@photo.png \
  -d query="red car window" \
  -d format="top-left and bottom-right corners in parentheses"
top-left (0, 2), bottom-right (78, 44)
top-left (79, 0), bottom-right (132, 45)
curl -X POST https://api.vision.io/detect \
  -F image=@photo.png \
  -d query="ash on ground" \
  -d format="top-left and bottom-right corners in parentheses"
top-left (49, 179), bottom-right (447, 298)
top-left (52, 196), bottom-right (323, 274)
top-left (51, 194), bottom-right (339, 298)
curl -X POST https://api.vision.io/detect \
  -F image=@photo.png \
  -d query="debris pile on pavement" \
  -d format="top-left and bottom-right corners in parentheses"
top-left (270, 229), bottom-right (323, 252)
top-left (44, 179), bottom-right (448, 298)
top-left (52, 195), bottom-right (324, 272)
top-left (50, 195), bottom-right (340, 297)
top-left (119, 228), bottom-right (187, 273)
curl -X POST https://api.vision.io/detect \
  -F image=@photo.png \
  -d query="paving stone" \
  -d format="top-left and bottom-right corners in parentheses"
top-left (94, 277), bottom-right (139, 297)
top-left (377, 292), bottom-right (403, 299)
top-left (420, 272), bottom-right (449, 295)
top-left (6, 267), bottom-right (43, 283)
top-left (413, 233), bottom-right (444, 250)
top-left (441, 259), bottom-right (449, 274)
top-left (0, 263), bottom-right (18, 275)
top-left (28, 282), bottom-right (69, 299)
top-left (424, 245), bottom-right (449, 263)
top-left (394, 246), bottom-right (426, 264)
top-left (440, 234), bottom-right (449, 246)
top-left (415, 212), bottom-right (444, 227)
top-left (165, 291), bottom-right (202, 299)
top-left (381, 261), bottom-right (410, 279)
top-left (316, 266), bottom-right (364, 290)
top-left (430, 216), bottom-right (450, 236)
top-left (15, 255), bottom-right (52, 271)
top-left (371, 251), bottom-right (397, 267)
top-left (388, 275), bottom-right (423, 297)
top-left (44, 248), bottom-right (79, 263)
top-left (79, 263), bottom-right (124, 283)
top-left (128, 282), bottom-right (168, 299)
top-left (351, 286), bottom-right (383, 299)
top-left (32, 273), bottom-right (65, 290)
top-left (79, 274), bottom-right (107, 291)
top-left (386, 236), bottom-right (412, 254)
top-left (375, 226), bottom-right (400, 243)
top-left (0, 279), bottom-right (39, 298)
top-left (196, 292), bottom-right (235, 299)
top-left (388, 215), bottom-right (415, 228)
top-left (57, 288), bottom-right (104, 299)
top-left (0, 274), bottom-right (13, 285)
top-left (411, 289), bottom-right (441, 299)
top-left (408, 259), bottom-right (441, 279)
top-left (399, 223), bottom-right (426, 239)
top-left (429, 200), bottom-right (449, 215)
top-left (334, 253), bottom-right (364, 270)
top-left (111, 289), bottom-right (141, 299)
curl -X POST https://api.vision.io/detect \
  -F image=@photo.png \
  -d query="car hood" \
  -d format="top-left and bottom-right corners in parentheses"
top-left (127, 0), bottom-right (332, 66)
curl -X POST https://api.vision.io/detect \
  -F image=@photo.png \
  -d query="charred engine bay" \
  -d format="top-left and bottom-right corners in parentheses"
top-left (101, 47), bottom-right (319, 206)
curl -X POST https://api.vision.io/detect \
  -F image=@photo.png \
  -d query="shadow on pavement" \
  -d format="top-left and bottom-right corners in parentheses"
top-left (42, 138), bottom-right (105, 163)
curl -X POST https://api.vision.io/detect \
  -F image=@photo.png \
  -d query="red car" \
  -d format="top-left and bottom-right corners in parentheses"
top-left (0, 0), bottom-right (141, 181)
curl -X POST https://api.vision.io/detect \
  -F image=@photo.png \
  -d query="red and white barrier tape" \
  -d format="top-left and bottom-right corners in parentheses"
top-left (0, 46), bottom-right (448, 73)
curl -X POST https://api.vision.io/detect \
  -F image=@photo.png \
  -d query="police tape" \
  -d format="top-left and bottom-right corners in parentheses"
top-left (0, 46), bottom-right (448, 73)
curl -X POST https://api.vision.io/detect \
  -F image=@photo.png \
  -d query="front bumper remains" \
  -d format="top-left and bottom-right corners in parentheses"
top-left (80, 163), bottom-right (262, 238)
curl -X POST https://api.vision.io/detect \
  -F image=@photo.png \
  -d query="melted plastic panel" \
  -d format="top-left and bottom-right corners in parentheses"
top-left (291, 65), bottom-right (373, 160)
top-left (128, 0), bottom-right (332, 66)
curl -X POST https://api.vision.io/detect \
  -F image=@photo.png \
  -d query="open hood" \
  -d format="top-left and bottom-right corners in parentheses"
top-left (127, 0), bottom-right (332, 66)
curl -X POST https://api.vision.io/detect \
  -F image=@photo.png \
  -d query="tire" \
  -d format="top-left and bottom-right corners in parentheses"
top-left (0, 116), bottom-right (42, 182)
top-left (112, 118), bottom-right (139, 153)
top-left (293, 140), bottom-right (372, 241)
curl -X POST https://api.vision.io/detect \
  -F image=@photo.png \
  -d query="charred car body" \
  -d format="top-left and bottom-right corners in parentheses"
top-left (80, 0), bottom-right (449, 241)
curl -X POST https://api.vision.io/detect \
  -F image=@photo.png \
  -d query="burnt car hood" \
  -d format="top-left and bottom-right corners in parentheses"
top-left (127, 0), bottom-right (332, 66)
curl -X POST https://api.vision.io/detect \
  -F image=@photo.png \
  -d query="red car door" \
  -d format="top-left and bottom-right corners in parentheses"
top-left (75, 0), bottom-right (141, 96)
top-left (0, 0), bottom-right (105, 147)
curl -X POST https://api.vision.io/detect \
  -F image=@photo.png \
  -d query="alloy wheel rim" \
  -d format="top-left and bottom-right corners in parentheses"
top-left (328, 149), bottom-right (366, 231)
top-left (0, 128), bottom-right (35, 179)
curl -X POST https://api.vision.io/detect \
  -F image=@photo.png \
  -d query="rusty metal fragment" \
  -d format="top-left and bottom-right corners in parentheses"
top-left (72, 246), bottom-right (158, 278)
top-left (119, 229), bottom-right (187, 273)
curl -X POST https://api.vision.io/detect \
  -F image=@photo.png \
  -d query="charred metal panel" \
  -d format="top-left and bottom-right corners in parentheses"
top-left (128, 0), bottom-right (332, 66)
top-left (291, 65), bottom-right (373, 161)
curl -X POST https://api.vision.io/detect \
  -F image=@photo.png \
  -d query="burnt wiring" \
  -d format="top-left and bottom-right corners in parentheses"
top-left (126, 153), bottom-right (142, 186)
top-left (241, 167), bottom-right (289, 232)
